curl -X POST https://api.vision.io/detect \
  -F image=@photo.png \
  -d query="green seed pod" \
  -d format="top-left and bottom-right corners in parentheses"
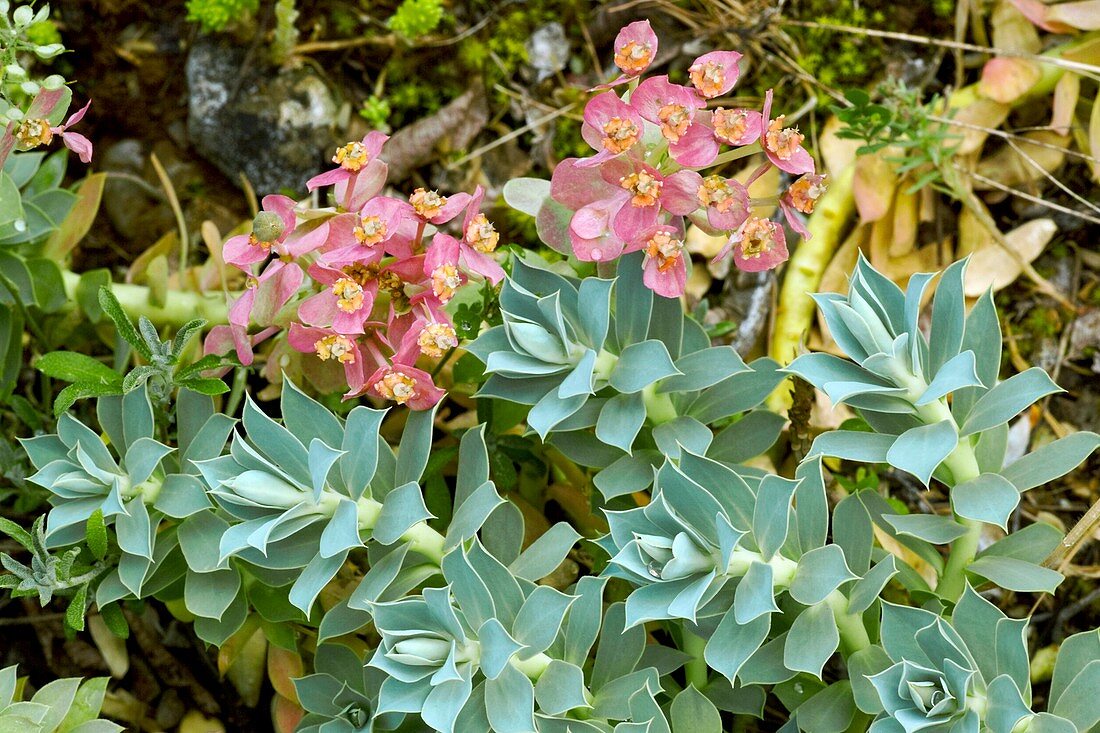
top-left (251, 210), bottom-right (285, 243)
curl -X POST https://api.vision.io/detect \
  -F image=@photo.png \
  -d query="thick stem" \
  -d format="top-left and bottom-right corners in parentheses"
top-left (825, 590), bottom-right (871, 657)
top-left (682, 627), bottom-right (710, 689)
top-left (642, 383), bottom-right (678, 425)
top-left (902, 381), bottom-right (984, 602)
top-left (62, 271), bottom-right (231, 330)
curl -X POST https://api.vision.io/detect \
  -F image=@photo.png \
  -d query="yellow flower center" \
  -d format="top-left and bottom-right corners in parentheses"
top-left (431, 264), bottom-right (462, 303)
top-left (620, 171), bottom-right (662, 208)
top-left (738, 218), bottom-right (777, 260)
top-left (645, 230), bottom-right (684, 272)
top-left (354, 215), bottom-right (387, 246)
top-left (698, 175), bottom-right (736, 213)
top-left (765, 116), bottom-right (804, 161)
top-left (787, 175), bottom-right (827, 214)
top-left (601, 117), bottom-right (640, 154)
top-left (657, 103), bottom-right (690, 143)
top-left (465, 213), bottom-right (499, 253)
top-left (342, 262), bottom-right (375, 286)
top-left (375, 370), bottom-right (417, 404)
top-left (418, 322), bottom-right (459, 358)
top-left (331, 278), bottom-right (365, 313)
top-left (314, 334), bottom-right (357, 364)
top-left (14, 118), bottom-right (52, 149)
top-left (712, 108), bottom-right (749, 144)
top-left (410, 188), bottom-right (446, 219)
top-left (615, 41), bottom-right (653, 74)
top-left (333, 141), bottom-right (370, 172)
top-left (689, 61), bottom-right (726, 98)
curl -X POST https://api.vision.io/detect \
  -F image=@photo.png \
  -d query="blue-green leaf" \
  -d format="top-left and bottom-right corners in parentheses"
top-left (753, 475), bottom-right (798, 560)
top-left (609, 340), bottom-right (680, 394)
top-left (917, 350), bottom-right (982, 405)
top-left (967, 556), bottom-right (1063, 594)
top-left (951, 473), bottom-right (1020, 530)
top-left (1001, 432), bottom-right (1100, 492)
top-left (960, 368), bottom-right (1062, 437)
top-left (670, 685), bottom-right (722, 733)
top-left (789, 545), bottom-right (857, 606)
top-left (784, 603), bottom-right (839, 678)
top-left (886, 421), bottom-right (958, 485)
top-left (596, 392), bottom-right (646, 454)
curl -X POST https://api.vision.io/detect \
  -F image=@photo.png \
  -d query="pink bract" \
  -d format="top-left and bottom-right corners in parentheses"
top-left (761, 90), bottom-right (815, 175)
top-left (578, 92), bottom-right (646, 167)
top-left (687, 51), bottom-right (743, 99)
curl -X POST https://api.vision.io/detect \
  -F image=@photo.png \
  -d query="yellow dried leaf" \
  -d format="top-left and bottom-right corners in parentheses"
top-left (88, 614), bottom-right (129, 679)
top-left (952, 95), bottom-right (1010, 155)
top-left (734, 160), bottom-right (780, 218)
top-left (853, 153), bottom-right (897, 223)
top-left (993, 0), bottom-right (1043, 53)
top-left (685, 224), bottom-right (726, 259)
top-left (267, 647), bottom-right (304, 704)
top-left (956, 204), bottom-right (993, 257)
top-left (226, 626), bottom-right (268, 708)
top-left (964, 218), bottom-right (1058, 296)
top-left (891, 188), bottom-right (919, 257)
top-left (979, 57), bottom-right (1042, 104)
top-left (272, 695), bottom-right (305, 733)
top-left (179, 711), bottom-right (226, 733)
top-left (819, 115), bottom-right (863, 174)
top-left (976, 131), bottom-right (1069, 188)
top-left (1090, 93), bottom-right (1100, 182)
top-left (1051, 73), bottom-right (1080, 136)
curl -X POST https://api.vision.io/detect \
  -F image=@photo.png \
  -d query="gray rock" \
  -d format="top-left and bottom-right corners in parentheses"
top-left (186, 38), bottom-right (337, 194)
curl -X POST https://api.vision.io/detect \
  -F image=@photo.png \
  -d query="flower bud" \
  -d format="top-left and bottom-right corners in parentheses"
top-left (221, 469), bottom-right (305, 508)
top-left (34, 43), bottom-right (64, 59)
top-left (4, 64), bottom-right (25, 81)
top-left (19, 81), bottom-right (40, 96)
top-left (41, 74), bottom-right (65, 90)
top-left (251, 211), bottom-right (285, 243)
top-left (13, 5), bottom-right (33, 25)
top-left (390, 637), bottom-right (452, 665)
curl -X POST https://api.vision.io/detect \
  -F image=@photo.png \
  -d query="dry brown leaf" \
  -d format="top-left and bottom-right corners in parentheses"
top-left (1090, 93), bottom-right (1100, 182)
top-left (979, 57), bottom-right (1042, 104)
top-left (685, 261), bottom-right (712, 300)
top-left (819, 115), bottom-right (863, 174)
top-left (964, 218), bottom-right (1058, 296)
top-left (1052, 73), bottom-right (1081, 136)
top-left (891, 188), bottom-right (919, 257)
top-left (685, 224), bottom-right (726, 259)
top-left (853, 153), bottom-right (897, 222)
top-left (953, 97), bottom-right (1010, 155)
top-left (993, 0), bottom-right (1043, 52)
top-left (734, 159), bottom-right (779, 217)
top-left (975, 131), bottom-right (1070, 188)
top-left (956, 204), bottom-right (992, 257)
top-left (88, 614), bottom-right (129, 679)
top-left (179, 710), bottom-right (226, 733)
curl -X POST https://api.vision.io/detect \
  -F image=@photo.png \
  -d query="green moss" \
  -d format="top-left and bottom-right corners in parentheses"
top-left (186, 0), bottom-right (258, 33)
top-left (25, 20), bottom-right (61, 48)
top-left (358, 95), bottom-right (392, 132)
top-left (388, 0), bottom-right (446, 39)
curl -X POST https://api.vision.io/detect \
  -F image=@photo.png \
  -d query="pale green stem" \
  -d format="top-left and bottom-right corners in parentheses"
top-left (825, 590), bottom-right (871, 657)
top-left (895, 374), bottom-right (983, 601)
top-left (356, 496), bottom-right (447, 563)
top-left (682, 627), bottom-right (710, 689)
top-left (512, 651), bottom-right (554, 681)
top-left (62, 271), bottom-right (232, 330)
top-left (642, 383), bottom-right (677, 425)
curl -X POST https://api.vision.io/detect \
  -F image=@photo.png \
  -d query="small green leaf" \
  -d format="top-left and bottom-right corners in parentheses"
top-left (35, 351), bottom-right (121, 385)
top-left (66, 583), bottom-right (88, 632)
top-left (671, 685), bottom-right (722, 733)
top-left (97, 286), bottom-right (152, 360)
top-left (86, 510), bottom-right (107, 561)
top-left (98, 603), bottom-right (129, 639)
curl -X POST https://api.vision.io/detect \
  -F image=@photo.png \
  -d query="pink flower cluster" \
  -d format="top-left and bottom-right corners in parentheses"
top-left (551, 21), bottom-right (826, 298)
top-left (206, 132), bottom-right (505, 410)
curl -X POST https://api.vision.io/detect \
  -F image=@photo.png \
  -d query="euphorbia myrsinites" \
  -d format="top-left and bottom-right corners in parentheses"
top-left (551, 21), bottom-right (823, 298)
top-left (206, 132), bottom-right (502, 410)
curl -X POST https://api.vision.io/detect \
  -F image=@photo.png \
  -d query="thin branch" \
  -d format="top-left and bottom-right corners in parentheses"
top-left (777, 20), bottom-right (1100, 82)
top-left (955, 165), bottom-right (1100, 227)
